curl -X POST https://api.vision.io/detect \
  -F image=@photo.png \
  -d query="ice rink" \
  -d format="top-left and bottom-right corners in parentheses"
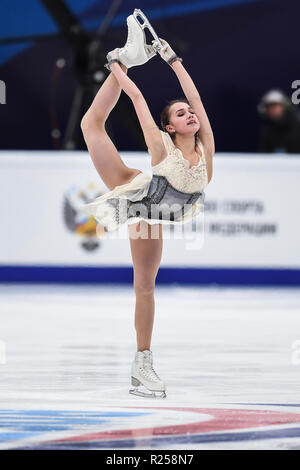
top-left (0, 284), bottom-right (300, 450)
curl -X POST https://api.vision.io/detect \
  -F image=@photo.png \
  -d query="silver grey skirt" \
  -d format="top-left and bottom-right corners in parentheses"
top-left (83, 172), bottom-right (205, 231)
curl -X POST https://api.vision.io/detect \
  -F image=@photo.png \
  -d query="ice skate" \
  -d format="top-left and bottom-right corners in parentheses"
top-left (131, 9), bottom-right (164, 52)
top-left (105, 9), bottom-right (164, 70)
top-left (129, 350), bottom-right (166, 399)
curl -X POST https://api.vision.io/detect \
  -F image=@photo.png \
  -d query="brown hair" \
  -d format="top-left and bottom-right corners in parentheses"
top-left (160, 98), bottom-right (198, 145)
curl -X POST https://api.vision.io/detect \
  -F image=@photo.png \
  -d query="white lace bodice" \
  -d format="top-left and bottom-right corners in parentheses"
top-left (150, 130), bottom-right (208, 194)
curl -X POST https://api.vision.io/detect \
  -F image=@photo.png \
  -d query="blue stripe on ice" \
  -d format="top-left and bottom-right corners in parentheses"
top-left (0, 408), bottom-right (151, 444)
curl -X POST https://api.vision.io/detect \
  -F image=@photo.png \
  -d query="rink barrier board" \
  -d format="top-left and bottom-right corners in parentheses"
top-left (0, 266), bottom-right (300, 285)
top-left (1, 152), bottom-right (300, 281)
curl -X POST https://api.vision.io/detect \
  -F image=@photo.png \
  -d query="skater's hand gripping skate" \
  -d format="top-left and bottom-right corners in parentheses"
top-left (152, 38), bottom-right (182, 66)
top-left (105, 48), bottom-right (121, 71)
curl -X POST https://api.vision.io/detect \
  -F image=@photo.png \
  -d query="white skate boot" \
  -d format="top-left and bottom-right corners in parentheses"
top-left (129, 350), bottom-right (167, 399)
top-left (105, 9), bottom-right (164, 70)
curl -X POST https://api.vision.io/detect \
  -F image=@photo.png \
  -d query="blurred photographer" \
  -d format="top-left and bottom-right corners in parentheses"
top-left (258, 89), bottom-right (300, 153)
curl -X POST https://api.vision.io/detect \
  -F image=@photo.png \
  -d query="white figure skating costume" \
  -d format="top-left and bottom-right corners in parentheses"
top-left (84, 130), bottom-right (208, 230)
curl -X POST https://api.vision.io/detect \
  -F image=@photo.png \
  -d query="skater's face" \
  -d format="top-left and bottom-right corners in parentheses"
top-left (166, 102), bottom-right (200, 136)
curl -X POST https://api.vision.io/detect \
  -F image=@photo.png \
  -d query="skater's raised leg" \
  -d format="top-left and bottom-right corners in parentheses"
top-left (81, 65), bottom-right (142, 190)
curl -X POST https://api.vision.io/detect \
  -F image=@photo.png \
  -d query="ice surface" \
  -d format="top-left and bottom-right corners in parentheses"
top-left (0, 284), bottom-right (299, 449)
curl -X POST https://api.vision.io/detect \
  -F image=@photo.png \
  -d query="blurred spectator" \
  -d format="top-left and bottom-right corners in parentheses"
top-left (257, 89), bottom-right (300, 153)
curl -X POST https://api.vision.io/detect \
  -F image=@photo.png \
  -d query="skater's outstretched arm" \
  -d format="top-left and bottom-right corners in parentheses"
top-left (154, 39), bottom-right (215, 160)
top-left (171, 61), bottom-right (215, 153)
top-left (109, 61), bottom-right (167, 165)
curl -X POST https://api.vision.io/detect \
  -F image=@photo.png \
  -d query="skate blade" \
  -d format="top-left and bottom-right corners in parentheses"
top-left (129, 387), bottom-right (166, 399)
top-left (133, 8), bottom-right (164, 51)
top-left (130, 379), bottom-right (166, 399)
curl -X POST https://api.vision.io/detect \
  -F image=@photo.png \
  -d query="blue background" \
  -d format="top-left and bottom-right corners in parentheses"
top-left (0, 0), bottom-right (298, 152)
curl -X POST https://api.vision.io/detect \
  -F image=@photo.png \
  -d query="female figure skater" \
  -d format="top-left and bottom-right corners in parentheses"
top-left (81, 16), bottom-right (214, 398)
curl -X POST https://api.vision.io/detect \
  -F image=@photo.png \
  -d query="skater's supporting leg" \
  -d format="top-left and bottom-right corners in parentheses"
top-left (81, 65), bottom-right (142, 190)
top-left (128, 221), bottom-right (163, 351)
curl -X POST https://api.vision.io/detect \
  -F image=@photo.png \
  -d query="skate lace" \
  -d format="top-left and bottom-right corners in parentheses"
top-left (140, 358), bottom-right (160, 381)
